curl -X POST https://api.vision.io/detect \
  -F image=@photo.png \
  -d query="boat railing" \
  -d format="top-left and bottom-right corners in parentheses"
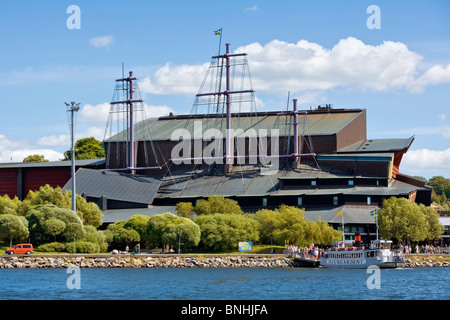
top-left (327, 247), bottom-right (364, 251)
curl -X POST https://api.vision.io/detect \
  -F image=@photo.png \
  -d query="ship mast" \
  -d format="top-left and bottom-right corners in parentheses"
top-left (195, 43), bottom-right (254, 173)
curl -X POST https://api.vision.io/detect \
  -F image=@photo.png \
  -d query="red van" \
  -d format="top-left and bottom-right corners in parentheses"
top-left (5, 244), bottom-right (33, 255)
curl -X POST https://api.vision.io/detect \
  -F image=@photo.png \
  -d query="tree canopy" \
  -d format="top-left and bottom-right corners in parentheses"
top-left (0, 214), bottom-right (29, 247)
top-left (146, 212), bottom-right (201, 250)
top-left (252, 205), bottom-right (341, 247)
top-left (194, 213), bottom-right (259, 251)
top-left (63, 137), bottom-right (105, 160)
top-left (23, 154), bottom-right (49, 163)
top-left (378, 197), bottom-right (444, 244)
top-left (193, 196), bottom-right (244, 215)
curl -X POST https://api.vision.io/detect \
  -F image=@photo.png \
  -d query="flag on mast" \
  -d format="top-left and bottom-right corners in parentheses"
top-left (214, 28), bottom-right (222, 35)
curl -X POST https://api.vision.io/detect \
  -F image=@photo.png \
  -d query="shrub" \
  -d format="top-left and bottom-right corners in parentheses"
top-left (67, 240), bottom-right (99, 253)
top-left (36, 242), bottom-right (67, 253)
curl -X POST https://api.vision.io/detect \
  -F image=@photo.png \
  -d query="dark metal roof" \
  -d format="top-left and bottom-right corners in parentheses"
top-left (105, 109), bottom-right (365, 142)
top-left (338, 137), bottom-right (414, 153)
top-left (63, 168), bottom-right (163, 205)
top-left (155, 163), bottom-right (423, 199)
top-left (304, 205), bottom-right (380, 224)
top-left (0, 159), bottom-right (105, 169)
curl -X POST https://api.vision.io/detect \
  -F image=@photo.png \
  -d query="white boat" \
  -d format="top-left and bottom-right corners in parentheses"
top-left (320, 239), bottom-right (405, 269)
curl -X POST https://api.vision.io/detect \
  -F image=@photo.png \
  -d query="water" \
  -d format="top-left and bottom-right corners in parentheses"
top-left (0, 267), bottom-right (448, 300)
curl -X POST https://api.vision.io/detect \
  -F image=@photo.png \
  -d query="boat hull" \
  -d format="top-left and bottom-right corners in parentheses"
top-left (320, 256), bottom-right (405, 269)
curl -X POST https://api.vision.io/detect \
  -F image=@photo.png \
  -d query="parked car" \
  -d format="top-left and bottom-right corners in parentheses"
top-left (5, 244), bottom-right (33, 255)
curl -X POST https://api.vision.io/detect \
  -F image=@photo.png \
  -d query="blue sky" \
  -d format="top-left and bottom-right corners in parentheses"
top-left (0, 0), bottom-right (449, 179)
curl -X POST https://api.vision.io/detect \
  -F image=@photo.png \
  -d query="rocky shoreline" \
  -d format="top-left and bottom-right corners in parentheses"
top-left (0, 255), bottom-right (294, 269)
top-left (0, 254), bottom-right (448, 269)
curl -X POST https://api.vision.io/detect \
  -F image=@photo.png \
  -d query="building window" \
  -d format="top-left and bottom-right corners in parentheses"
top-left (367, 196), bottom-right (372, 205)
top-left (348, 179), bottom-right (354, 186)
top-left (297, 197), bottom-right (302, 206)
top-left (262, 198), bottom-right (268, 207)
top-left (311, 180), bottom-right (317, 186)
top-left (333, 196), bottom-right (338, 205)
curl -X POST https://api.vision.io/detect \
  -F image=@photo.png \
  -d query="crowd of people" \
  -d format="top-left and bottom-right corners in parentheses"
top-left (287, 244), bottom-right (322, 260)
top-left (287, 243), bottom-right (449, 259)
top-left (398, 243), bottom-right (449, 254)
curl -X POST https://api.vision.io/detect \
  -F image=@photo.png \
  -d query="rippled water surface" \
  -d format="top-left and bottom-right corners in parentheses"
top-left (0, 267), bottom-right (448, 300)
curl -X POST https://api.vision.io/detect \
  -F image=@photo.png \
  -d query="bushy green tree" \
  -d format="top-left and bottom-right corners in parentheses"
top-left (194, 196), bottom-right (243, 215)
top-left (0, 195), bottom-right (20, 215)
top-left (194, 213), bottom-right (259, 251)
top-left (176, 202), bottom-right (194, 218)
top-left (23, 154), bottom-right (49, 163)
top-left (252, 205), bottom-right (340, 246)
top-left (420, 204), bottom-right (445, 240)
top-left (124, 214), bottom-right (150, 247)
top-left (23, 185), bottom-right (103, 227)
top-left (27, 204), bottom-right (86, 242)
top-left (104, 220), bottom-right (140, 251)
top-left (64, 137), bottom-right (105, 160)
top-left (427, 176), bottom-right (450, 198)
top-left (81, 225), bottom-right (108, 253)
top-left (0, 214), bottom-right (30, 247)
top-left (378, 197), bottom-right (444, 244)
top-left (145, 212), bottom-right (201, 251)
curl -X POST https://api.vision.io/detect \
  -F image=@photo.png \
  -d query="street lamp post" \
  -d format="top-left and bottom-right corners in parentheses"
top-left (270, 234), bottom-right (273, 254)
top-left (65, 102), bottom-right (80, 213)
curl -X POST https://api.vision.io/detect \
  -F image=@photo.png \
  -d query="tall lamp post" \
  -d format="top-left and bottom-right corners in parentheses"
top-left (65, 101), bottom-right (80, 213)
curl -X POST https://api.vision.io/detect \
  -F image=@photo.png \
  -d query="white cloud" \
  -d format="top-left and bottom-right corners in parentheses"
top-left (0, 134), bottom-right (64, 163)
top-left (235, 37), bottom-right (423, 94)
top-left (412, 62), bottom-right (450, 92)
top-left (401, 148), bottom-right (450, 178)
top-left (79, 102), bottom-right (111, 125)
top-left (139, 62), bottom-right (209, 95)
top-left (140, 37), bottom-right (450, 97)
top-left (245, 5), bottom-right (259, 12)
top-left (37, 134), bottom-right (69, 147)
top-left (89, 35), bottom-right (115, 48)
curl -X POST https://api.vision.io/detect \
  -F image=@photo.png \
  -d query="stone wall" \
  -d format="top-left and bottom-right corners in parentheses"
top-left (1, 254), bottom-right (448, 268)
top-left (0, 255), bottom-right (294, 268)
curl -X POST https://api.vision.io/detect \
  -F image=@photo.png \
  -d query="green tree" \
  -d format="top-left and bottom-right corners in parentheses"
top-left (194, 213), bottom-right (259, 251)
top-left (378, 197), bottom-right (444, 244)
top-left (252, 205), bottom-right (340, 247)
top-left (0, 195), bottom-right (19, 215)
top-left (23, 154), bottom-right (49, 163)
top-left (420, 204), bottom-right (445, 240)
top-left (427, 176), bottom-right (450, 198)
top-left (63, 137), bottom-right (105, 160)
top-left (0, 214), bottom-right (30, 248)
top-left (194, 196), bottom-right (243, 215)
top-left (161, 217), bottom-right (201, 250)
top-left (27, 204), bottom-right (86, 242)
top-left (124, 215), bottom-right (150, 247)
top-left (25, 185), bottom-right (71, 209)
top-left (104, 220), bottom-right (140, 251)
top-left (23, 185), bottom-right (103, 227)
top-left (176, 202), bottom-right (194, 218)
top-left (42, 218), bottom-right (66, 241)
top-left (81, 225), bottom-right (108, 253)
top-left (145, 212), bottom-right (201, 251)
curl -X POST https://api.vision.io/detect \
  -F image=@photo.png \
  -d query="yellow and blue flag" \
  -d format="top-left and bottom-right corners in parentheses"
top-left (370, 209), bottom-right (378, 216)
top-left (214, 29), bottom-right (222, 35)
